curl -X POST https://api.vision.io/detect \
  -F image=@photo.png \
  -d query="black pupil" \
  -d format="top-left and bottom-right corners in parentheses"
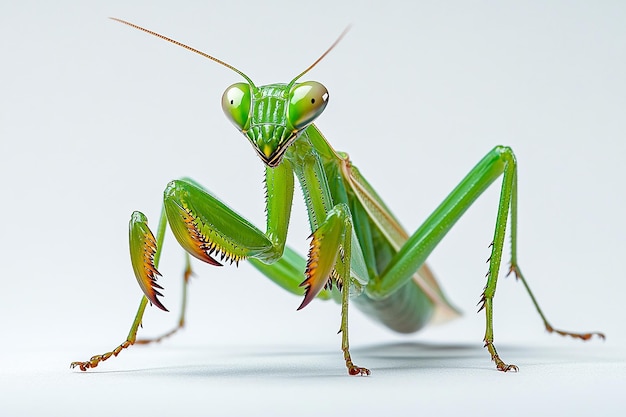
top-left (311, 98), bottom-right (315, 104)
top-left (230, 99), bottom-right (234, 105)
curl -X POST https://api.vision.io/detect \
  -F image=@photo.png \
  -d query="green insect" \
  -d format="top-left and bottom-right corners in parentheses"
top-left (71, 18), bottom-right (604, 375)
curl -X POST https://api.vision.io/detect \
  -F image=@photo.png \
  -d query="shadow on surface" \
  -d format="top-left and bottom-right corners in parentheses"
top-left (70, 341), bottom-right (502, 377)
top-left (69, 340), bottom-right (611, 378)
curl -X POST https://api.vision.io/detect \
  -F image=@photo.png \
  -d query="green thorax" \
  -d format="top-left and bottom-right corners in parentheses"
top-left (284, 130), bottom-right (334, 232)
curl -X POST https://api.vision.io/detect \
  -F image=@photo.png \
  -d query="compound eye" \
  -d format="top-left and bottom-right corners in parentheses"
top-left (288, 81), bottom-right (329, 130)
top-left (222, 83), bottom-right (252, 130)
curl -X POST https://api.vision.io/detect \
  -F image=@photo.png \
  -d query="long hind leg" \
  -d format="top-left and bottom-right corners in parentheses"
top-left (362, 146), bottom-right (602, 371)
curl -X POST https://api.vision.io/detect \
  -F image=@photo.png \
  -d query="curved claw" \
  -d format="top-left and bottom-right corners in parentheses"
top-left (164, 180), bottom-right (273, 267)
top-left (165, 199), bottom-right (224, 266)
top-left (129, 211), bottom-right (168, 311)
top-left (298, 207), bottom-right (347, 310)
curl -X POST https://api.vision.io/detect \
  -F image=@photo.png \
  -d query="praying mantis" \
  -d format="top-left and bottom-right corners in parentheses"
top-left (71, 18), bottom-right (604, 375)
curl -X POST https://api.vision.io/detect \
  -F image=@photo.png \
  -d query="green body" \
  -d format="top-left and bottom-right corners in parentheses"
top-left (251, 120), bottom-right (455, 333)
top-left (71, 19), bottom-right (603, 374)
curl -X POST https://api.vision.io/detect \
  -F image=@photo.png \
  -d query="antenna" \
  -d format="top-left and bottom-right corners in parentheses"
top-left (288, 25), bottom-right (351, 88)
top-left (110, 17), bottom-right (256, 88)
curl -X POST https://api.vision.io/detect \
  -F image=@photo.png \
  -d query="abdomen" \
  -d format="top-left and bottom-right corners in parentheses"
top-left (353, 279), bottom-right (434, 333)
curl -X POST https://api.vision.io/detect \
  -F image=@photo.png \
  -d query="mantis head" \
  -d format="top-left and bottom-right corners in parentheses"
top-left (221, 80), bottom-right (329, 167)
top-left (110, 18), bottom-right (347, 168)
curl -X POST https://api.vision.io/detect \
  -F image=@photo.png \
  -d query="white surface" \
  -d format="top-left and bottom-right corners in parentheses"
top-left (1, 343), bottom-right (623, 416)
top-left (1, 1), bottom-right (625, 416)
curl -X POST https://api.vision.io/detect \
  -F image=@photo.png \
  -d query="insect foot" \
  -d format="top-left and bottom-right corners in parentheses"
top-left (348, 365), bottom-right (371, 376)
top-left (70, 340), bottom-right (133, 371)
top-left (484, 341), bottom-right (519, 372)
top-left (507, 263), bottom-right (605, 342)
top-left (545, 324), bottom-right (605, 341)
top-left (343, 348), bottom-right (371, 376)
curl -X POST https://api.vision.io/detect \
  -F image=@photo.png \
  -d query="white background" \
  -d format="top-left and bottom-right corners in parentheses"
top-left (1, 1), bottom-right (624, 416)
